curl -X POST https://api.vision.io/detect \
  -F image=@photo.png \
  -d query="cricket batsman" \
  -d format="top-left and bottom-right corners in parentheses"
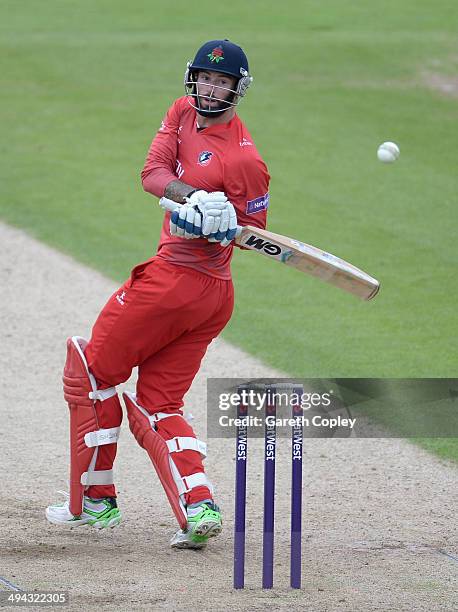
top-left (46, 39), bottom-right (270, 549)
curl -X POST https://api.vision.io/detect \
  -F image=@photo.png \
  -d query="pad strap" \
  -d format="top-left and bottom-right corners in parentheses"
top-left (149, 411), bottom-right (185, 424)
top-left (84, 427), bottom-right (121, 448)
top-left (128, 393), bottom-right (188, 426)
top-left (166, 436), bottom-right (207, 457)
top-left (81, 469), bottom-right (114, 486)
top-left (179, 472), bottom-right (213, 495)
top-left (88, 387), bottom-right (117, 401)
top-left (131, 394), bottom-right (190, 429)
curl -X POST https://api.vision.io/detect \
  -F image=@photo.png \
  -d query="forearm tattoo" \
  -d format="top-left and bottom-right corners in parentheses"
top-left (164, 180), bottom-right (196, 204)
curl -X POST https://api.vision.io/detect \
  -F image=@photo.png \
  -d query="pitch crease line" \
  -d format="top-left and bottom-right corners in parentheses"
top-left (437, 549), bottom-right (458, 564)
top-left (0, 576), bottom-right (23, 592)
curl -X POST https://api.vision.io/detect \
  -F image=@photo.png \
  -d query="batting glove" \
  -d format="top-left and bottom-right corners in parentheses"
top-left (186, 190), bottom-right (229, 236)
top-left (207, 201), bottom-right (238, 247)
top-left (170, 203), bottom-right (202, 239)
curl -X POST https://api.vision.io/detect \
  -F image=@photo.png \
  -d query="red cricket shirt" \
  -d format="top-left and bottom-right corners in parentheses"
top-left (141, 96), bottom-right (270, 279)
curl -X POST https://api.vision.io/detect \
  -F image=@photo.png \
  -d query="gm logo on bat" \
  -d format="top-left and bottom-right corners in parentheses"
top-left (243, 234), bottom-right (293, 263)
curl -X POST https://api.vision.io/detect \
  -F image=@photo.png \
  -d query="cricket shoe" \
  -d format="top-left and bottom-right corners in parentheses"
top-left (45, 492), bottom-right (121, 529)
top-left (170, 501), bottom-right (222, 550)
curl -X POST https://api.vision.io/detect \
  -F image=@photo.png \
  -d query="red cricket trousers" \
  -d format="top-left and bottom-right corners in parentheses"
top-left (82, 256), bottom-right (234, 504)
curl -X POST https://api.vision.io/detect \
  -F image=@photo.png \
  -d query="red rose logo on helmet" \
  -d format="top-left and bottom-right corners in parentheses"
top-left (207, 46), bottom-right (224, 63)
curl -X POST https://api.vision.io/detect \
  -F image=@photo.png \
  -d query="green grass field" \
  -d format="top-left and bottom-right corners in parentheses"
top-left (1, 1), bottom-right (457, 460)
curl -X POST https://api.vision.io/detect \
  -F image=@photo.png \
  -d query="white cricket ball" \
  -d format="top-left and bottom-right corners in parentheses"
top-left (377, 141), bottom-right (400, 163)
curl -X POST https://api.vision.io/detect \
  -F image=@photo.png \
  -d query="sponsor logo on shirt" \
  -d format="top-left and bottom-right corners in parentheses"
top-left (176, 159), bottom-right (185, 179)
top-left (198, 151), bottom-right (213, 166)
top-left (246, 193), bottom-right (270, 215)
top-left (240, 138), bottom-right (253, 147)
top-left (116, 291), bottom-right (127, 306)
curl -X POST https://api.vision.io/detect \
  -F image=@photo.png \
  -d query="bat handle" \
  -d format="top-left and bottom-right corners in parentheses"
top-left (159, 197), bottom-right (243, 237)
top-left (159, 196), bottom-right (184, 212)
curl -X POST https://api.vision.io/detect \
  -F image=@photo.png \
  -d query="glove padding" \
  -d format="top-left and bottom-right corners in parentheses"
top-left (187, 190), bottom-right (229, 236)
top-left (169, 203), bottom-right (202, 239)
top-left (207, 201), bottom-right (238, 247)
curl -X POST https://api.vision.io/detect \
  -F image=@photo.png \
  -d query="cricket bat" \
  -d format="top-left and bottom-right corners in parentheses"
top-left (159, 197), bottom-right (380, 300)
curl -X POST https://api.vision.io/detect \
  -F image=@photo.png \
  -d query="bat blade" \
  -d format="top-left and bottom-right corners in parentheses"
top-left (236, 226), bottom-right (379, 300)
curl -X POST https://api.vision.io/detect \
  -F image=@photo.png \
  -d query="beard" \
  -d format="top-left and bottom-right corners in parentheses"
top-left (194, 93), bottom-right (234, 117)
